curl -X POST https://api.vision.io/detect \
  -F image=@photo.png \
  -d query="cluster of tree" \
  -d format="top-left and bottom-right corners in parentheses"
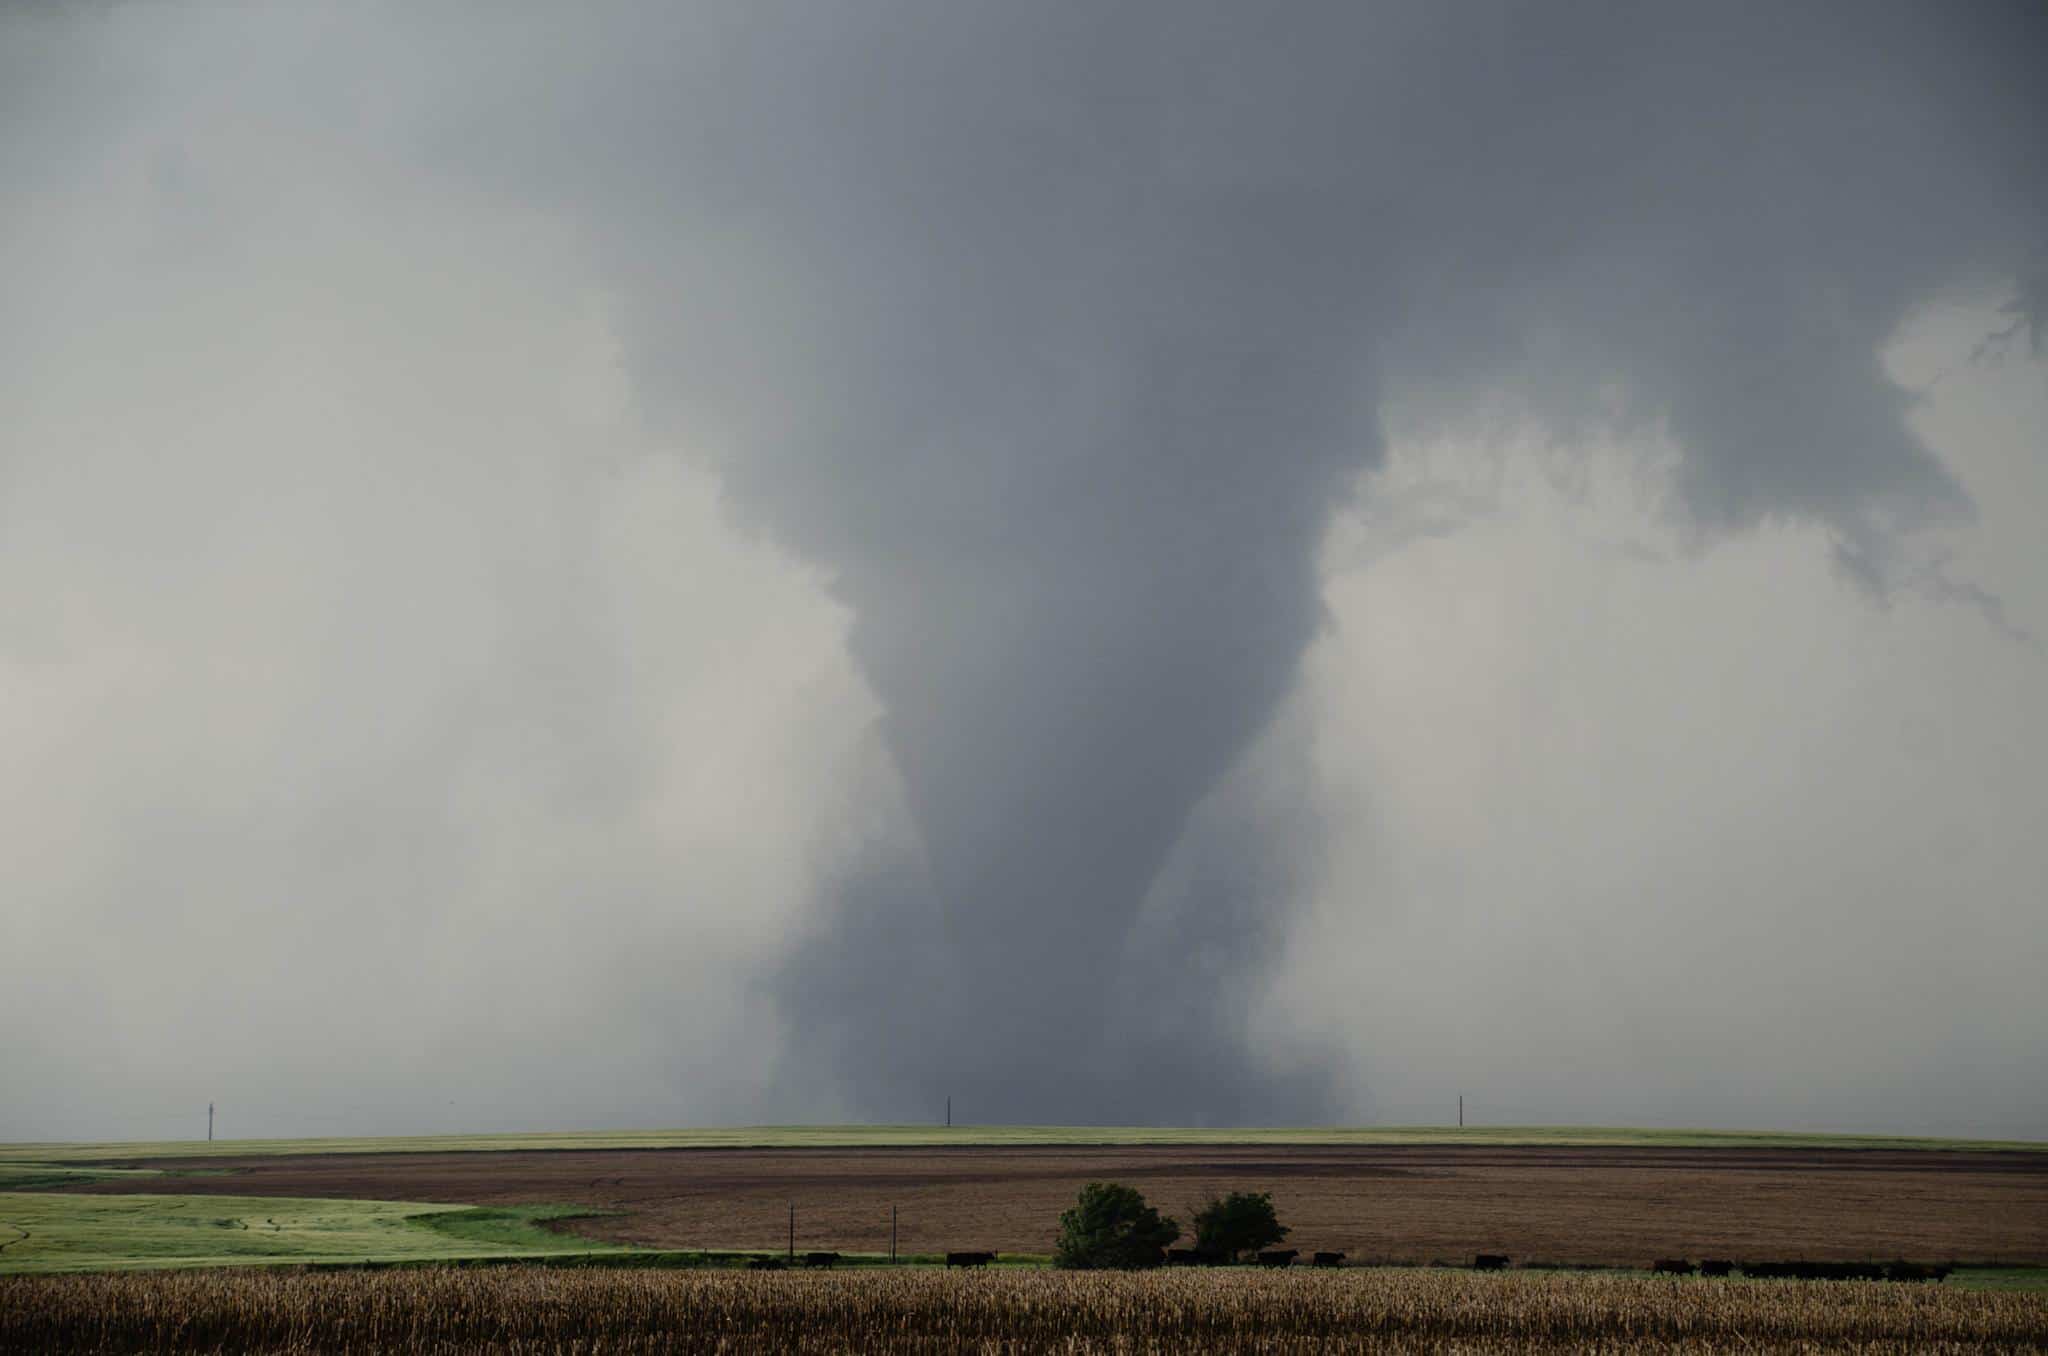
top-left (1052, 1183), bottom-right (1288, 1270)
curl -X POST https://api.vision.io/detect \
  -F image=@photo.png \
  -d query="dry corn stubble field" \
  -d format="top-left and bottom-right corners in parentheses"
top-left (74, 1143), bottom-right (2048, 1265)
top-left (6, 1265), bottom-right (2047, 1354)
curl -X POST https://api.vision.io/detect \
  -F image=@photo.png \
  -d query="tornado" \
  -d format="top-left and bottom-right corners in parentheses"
top-left (528, 0), bottom-right (2043, 1120)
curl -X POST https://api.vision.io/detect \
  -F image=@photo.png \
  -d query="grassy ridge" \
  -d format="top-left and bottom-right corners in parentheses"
top-left (6, 1123), bottom-right (2044, 1165)
top-left (0, 1193), bottom-right (623, 1274)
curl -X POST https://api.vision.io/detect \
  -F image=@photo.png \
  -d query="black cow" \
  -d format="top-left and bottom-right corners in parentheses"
top-left (1652, 1258), bottom-right (1696, 1276)
top-left (1698, 1259), bottom-right (1734, 1277)
top-left (1312, 1252), bottom-right (1346, 1269)
top-left (746, 1256), bottom-right (785, 1271)
top-left (1886, 1261), bottom-right (1952, 1283)
top-left (1473, 1254), bottom-right (1510, 1271)
top-left (1257, 1249), bottom-right (1299, 1268)
top-left (946, 1251), bottom-right (996, 1268)
top-left (803, 1252), bottom-right (840, 1269)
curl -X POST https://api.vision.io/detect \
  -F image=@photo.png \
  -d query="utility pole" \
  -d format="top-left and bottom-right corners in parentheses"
top-left (891, 1204), bottom-right (898, 1264)
top-left (208, 1102), bottom-right (214, 1142)
top-left (1458, 1095), bottom-right (1464, 1128)
top-left (946, 1096), bottom-right (951, 1129)
top-left (787, 1202), bottom-right (794, 1262)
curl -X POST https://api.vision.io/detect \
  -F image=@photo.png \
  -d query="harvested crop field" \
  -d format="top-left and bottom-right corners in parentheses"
top-left (9, 1265), bottom-right (2047, 1354)
top-left (68, 1144), bottom-right (2048, 1266)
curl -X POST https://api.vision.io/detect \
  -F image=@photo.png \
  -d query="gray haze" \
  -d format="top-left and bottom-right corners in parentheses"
top-left (1, 3), bottom-right (2043, 1138)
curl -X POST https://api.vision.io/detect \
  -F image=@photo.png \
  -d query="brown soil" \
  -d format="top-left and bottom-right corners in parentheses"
top-left (72, 1145), bottom-right (2048, 1266)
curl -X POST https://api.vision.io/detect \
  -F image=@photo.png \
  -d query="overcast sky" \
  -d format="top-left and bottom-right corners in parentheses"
top-left (3, 2), bottom-right (2043, 1142)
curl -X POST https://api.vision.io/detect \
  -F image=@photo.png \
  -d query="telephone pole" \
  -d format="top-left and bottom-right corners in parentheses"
top-left (787, 1201), bottom-right (794, 1262)
top-left (208, 1102), bottom-right (214, 1142)
top-left (1458, 1095), bottom-right (1464, 1129)
top-left (891, 1204), bottom-right (898, 1264)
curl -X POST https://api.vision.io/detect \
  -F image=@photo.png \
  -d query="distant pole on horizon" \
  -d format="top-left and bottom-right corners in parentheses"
top-left (787, 1201), bottom-right (794, 1262)
top-left (1458, 1095), bottom-right (1463, 1129)
top-left (891, 1204), bottom-right (898, 1263)
top-left (208, 1102), bottom-right (214, 1142)
top-left (946, 1096), bottom-right (951, 1129)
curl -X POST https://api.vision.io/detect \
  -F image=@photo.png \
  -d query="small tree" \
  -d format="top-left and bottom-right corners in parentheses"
top-left (1052, 1182), bottom-right (1180, 1270)
top-left (1192, 1191), bottom-right (1288, 1263)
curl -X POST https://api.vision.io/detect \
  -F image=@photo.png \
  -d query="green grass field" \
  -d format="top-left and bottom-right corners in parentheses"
top-left (0, 1194), bottom-right (623, 1274)
top-left (0, 1162), bottom-right (167, 1192)
top-left (6, 1122), bottom-right (2042, 1166)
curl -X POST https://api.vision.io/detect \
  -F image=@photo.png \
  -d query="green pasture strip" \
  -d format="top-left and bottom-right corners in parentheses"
top-left (6, 1123), bottom-right (2042, 1165)
top-left (0, 1193), bottom-right (629, 1275)
top-left (1953, 1267), bottom-right (2048, 1293)
top-left (0, 1188), bottom-right (1049, 1276)
top-left (0, 1162), bottom-right (162, 1192)
top-left (411, 1203), bottom-right (620, 1250)
top-left (312, 1258), bottom-right (2045, 1280)
top-left (328, 1250), bottom-right (1056, 1273)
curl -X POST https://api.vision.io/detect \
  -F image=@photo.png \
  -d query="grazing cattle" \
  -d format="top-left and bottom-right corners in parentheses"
top-left (1884, 1261), bottom-right (1951, 1283)
top-left (1473, 1254), bottom-right (1510, 1271)
top-left (946, 1251), bottom-right (996, 1268)
top-left (746, 1257), bottom-right (785, 1271)
top-left (1166, 1248), bottom-right (1204, 1266)
top-left (803, 1252), bottom-right (840, 1269)
top-left (1257, 1249), bottom-right (1298, 1268)
top-left (1312, 1252), bottom-right (1346, 1269)
top-left (1652, 1258), bottom-right (1696, 1276)
top-left (1698, 1259), bottom-right (1734, 1277)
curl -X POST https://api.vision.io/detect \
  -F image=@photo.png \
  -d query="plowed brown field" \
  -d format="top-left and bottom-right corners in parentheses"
top-left (72, 1144), bottom-right (2048, 1265)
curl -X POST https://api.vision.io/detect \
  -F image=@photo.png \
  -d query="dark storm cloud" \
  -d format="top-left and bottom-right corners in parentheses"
top-left (5, 2), bottom-right (2041, 1131)
top-left (364, 0), bottom-right (2045, 1121)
